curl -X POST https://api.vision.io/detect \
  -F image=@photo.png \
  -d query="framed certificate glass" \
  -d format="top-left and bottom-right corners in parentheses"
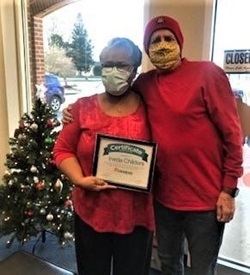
top-left (92, 134), bottom-right (157, 193)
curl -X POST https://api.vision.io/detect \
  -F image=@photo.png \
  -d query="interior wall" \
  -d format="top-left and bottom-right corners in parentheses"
top-left (143, 0), bottom-right (214, 71)
top-left (0, 1), bottom-right (10, 178)
top-left (0, 0), bottom-right (23, 179)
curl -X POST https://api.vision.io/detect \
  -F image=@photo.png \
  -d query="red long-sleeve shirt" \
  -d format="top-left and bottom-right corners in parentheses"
top-left (134, 58), bottom-right (243, 211)
top-left (53, 95), bottom-right (155, 233)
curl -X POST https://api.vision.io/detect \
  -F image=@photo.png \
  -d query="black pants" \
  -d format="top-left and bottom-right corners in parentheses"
top-left (155, 201), bottom-right (225, 275)
top-left (74, 213), bottom-right (153, 275)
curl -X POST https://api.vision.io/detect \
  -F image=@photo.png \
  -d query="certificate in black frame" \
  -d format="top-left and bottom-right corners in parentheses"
top-left (92, 134), bottom-right (157, 193)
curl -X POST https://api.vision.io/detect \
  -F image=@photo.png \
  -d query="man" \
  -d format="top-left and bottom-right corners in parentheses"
top-left (133, 15), bottom-right (243, 275)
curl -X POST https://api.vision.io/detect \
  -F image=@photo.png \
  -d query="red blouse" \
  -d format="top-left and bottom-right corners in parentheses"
top-left (53, 95), bottom-right (155, 233)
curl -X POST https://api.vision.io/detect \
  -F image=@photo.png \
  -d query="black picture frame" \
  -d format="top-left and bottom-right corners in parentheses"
top-left (92, 134), bottom-right (157, 193)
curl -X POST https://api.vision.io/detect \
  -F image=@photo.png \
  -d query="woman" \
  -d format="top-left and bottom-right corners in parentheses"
top-left (53, 37), bottom-right (155, 275)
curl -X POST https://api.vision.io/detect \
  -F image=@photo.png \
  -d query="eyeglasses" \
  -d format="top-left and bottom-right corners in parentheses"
top-left (101, 62), bottom-right (133, 72)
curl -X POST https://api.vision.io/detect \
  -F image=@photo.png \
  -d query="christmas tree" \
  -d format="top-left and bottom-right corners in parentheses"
top-left (0, 91), bottom-right (74, 247)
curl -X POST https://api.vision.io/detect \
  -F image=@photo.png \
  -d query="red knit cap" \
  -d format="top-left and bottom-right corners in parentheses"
top-left (143, 15), bottom-right (184, 55)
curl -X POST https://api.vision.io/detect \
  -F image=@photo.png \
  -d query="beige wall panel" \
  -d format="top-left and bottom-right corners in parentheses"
top-left (143, 0), bottom-right (214, 71)
top-left (0, 2), bottom-right (9, 179)
top-left (0, 0), bottom-right (21, 179)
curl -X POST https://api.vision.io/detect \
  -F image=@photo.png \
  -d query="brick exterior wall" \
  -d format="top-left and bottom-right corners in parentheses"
top-left (33, 16), bottom-right (45, 85)
top-left (27, 5), bottom-right (45, 96)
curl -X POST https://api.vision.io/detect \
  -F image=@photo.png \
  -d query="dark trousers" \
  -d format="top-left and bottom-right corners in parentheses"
top-left (155, 201), bottom-right (225, 275)
top-left (74, 213), bottom-right (153, 275)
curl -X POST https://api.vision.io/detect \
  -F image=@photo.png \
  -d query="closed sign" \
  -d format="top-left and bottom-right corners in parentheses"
top-left (224, 49), bottom-right (250, 73)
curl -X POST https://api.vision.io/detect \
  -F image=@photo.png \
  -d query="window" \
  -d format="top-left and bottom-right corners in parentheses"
top-left (213, 0), bottom-right (250, 272)
top-left (20, 0), bottom-right (144, 121)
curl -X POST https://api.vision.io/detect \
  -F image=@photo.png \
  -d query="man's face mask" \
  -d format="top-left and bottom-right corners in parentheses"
top-left (101, 67), bottom-right (132, 96)
top-left (148, 41), bottom-right (180, 70)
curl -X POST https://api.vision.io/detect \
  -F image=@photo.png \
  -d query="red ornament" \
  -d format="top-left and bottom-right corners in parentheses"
top-left (19, 123), bottom-right (25, 129)
top-left (48, 158), bottom-right (56, 165)
top-left (25, 210), bottom-right (34, 217)
top-left (36, 181), bottom-right (45, 190)
top-left (46, 119), bottom-right (53, 127)
top-left (65, 200), bottom-right (73, 208)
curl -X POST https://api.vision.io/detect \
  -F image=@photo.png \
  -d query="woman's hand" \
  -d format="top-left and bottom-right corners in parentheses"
top-left (57, 158), bottom-right (115, 192)
top-left (62, 104), bottom-right (74, 124)
top-left (75, 176), bottom-right (117, 192)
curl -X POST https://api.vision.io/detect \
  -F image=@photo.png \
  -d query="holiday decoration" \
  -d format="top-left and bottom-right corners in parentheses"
top-left (46, 213), bottom-right (54, 221)
top-left (54, 178), bottom-right (63, 193)
top-left (35, 84), bottom-right (47, 104)
top-left (30, 122), bottom-right (38, 131)
top-left (0, 96), bottom-right (74, 247)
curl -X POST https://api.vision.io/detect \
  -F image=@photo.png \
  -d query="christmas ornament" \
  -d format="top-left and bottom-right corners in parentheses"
top-left (25, 210), bottom-right (34, 217)
top-left (33, 176), bottom-right (39, 183)
top-left (30, 123), bottom-right (38, 131)
top-left (65, 199), bottom-right (73, 209)
top-left (30, 165), bottom-right (38, 173)
top-left (36, 181), bottom-right (45, 190)
top-left (8, 180), bottom-right (13, 186)
top-left (45, 137), bottom-right (53, 144)
top-left (48, 158), bottom-right (56, 165)
top-left (40, 208), bottom-right (46, 215)
top-left (19, 122), bottom-right (25, 129)
top-left (64, 232), bottom-right (73, 239)
top-left (54, 179), bottom-right (63, 193)
top-left (35, 84), bottom-right (47, 103)
top-left (46, 213), bottom-right (54, 221)
top-left (46, 119), bottom-right (53, 127)
top-left (18, 134), bottom-right (26, 140)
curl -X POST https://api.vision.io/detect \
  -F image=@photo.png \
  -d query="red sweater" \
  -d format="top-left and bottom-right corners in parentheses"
top-left (134, 58), bottom-right (243, 211)
top-left (53, 95), bottom-right (155, 233)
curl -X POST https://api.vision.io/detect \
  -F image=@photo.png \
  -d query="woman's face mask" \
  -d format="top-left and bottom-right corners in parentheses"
top-left (101, 67), bottom-right (132, 96)
top-left (148, 41), bottom-right (180, 70)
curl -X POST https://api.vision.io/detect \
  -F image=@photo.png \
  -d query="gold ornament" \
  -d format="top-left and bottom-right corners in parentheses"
top-left (54, 179), bottom-right (63, 193)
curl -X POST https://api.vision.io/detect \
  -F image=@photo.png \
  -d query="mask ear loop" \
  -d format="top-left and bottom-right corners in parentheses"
top-left (127, 67), bottom-right (137, 87)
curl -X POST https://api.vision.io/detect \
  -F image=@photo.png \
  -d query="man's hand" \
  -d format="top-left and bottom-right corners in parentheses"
top-left (216, 191), bottom-right (236, 223)
top-left (62, 104), bottom-right (74, 124)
